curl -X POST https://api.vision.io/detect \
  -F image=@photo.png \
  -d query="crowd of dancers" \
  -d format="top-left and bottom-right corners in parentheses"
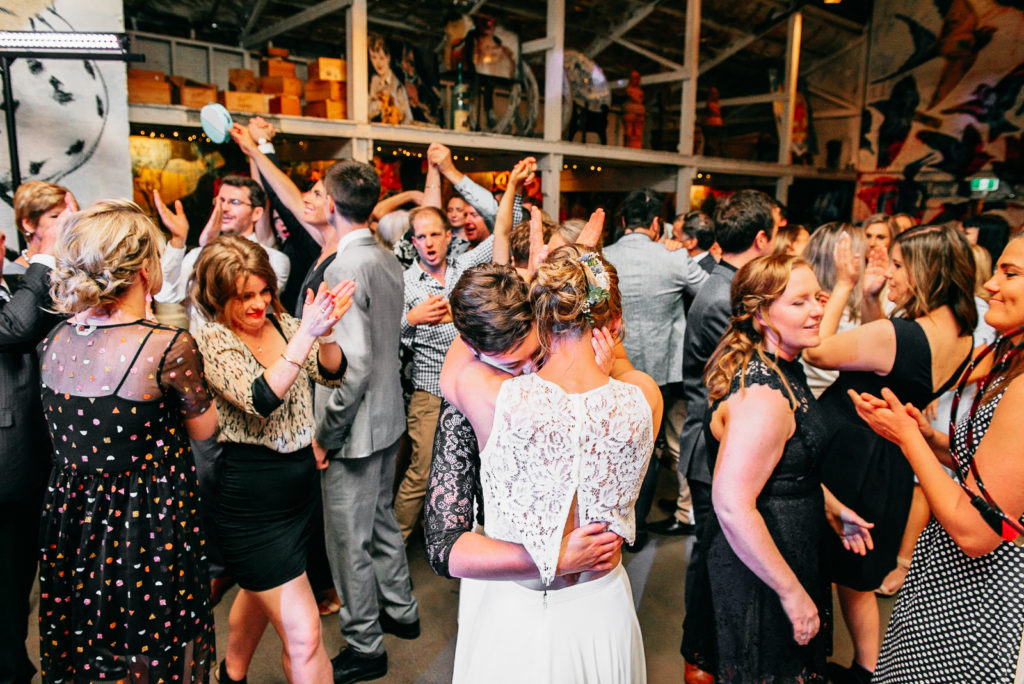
top-left (2, 121), bottom-right (1023, 684)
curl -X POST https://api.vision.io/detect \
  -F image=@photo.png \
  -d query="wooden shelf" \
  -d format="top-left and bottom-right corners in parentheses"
top-left (129, 103), bottom-right (856, 182)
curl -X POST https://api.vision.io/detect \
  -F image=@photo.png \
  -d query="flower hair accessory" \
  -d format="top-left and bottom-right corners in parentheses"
top-left (578, 252), bottom-right (611, 325)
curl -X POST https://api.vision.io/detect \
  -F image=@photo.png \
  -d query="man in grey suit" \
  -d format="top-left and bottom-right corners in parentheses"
top-left (678, 189), bottom-right (777, 682)
top-left (0, 221), bottom-right (63, 684)
top-left (314, 161), bottom-right (419, 684)
top-left (603, 189), bottom-right (709, 550)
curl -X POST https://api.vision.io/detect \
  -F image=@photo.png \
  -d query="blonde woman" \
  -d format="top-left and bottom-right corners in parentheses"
top-left (702, 253), bottom-right (872, 684)
top-left (38, 200), bottom-right (219, 682)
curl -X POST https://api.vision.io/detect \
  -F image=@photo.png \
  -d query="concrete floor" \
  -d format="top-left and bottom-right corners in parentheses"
top-left (25, 463), bottom-right (892, 683)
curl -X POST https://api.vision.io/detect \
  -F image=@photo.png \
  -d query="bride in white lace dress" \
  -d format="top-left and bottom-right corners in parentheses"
top-left (441, 246), bottom-right (663, 683)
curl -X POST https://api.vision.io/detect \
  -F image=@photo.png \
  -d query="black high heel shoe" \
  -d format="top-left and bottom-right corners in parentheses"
top-left (216, 659), bottom-right (248, 684)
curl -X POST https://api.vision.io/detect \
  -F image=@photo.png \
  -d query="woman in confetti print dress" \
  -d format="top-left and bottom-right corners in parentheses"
top-left (37, 200), bottom-right (219, 683)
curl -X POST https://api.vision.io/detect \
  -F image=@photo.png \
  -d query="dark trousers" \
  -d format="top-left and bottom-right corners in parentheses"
top-left (0, 490), bottom-right (44, 684)
top-left (680, 479), bottom-right (716, 670)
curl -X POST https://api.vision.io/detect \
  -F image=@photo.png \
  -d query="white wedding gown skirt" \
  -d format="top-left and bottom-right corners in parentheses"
top-left (452, 564), bottom-right (646, 684)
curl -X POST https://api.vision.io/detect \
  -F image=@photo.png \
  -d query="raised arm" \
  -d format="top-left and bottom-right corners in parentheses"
top-left (802, 239), bottom-right (895, 372)
top-left (711, 385), bottom-right (819, 646)
top-left (371, 189), bottom-right (425, 221)
top-left (492, 157), bottom-right (535, 265)
top-left (429, 142), bottom-right (499, 226)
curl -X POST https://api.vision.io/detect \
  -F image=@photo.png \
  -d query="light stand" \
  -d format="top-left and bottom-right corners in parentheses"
top-left (0, 31), bottom-right (142, 192)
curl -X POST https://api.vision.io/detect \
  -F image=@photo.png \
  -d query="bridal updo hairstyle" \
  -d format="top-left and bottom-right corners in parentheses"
top-left (190, 234), bottom-right (284, 326)
top-left (704, 253), bottom-right (808, 406)
top-left (530, 244), bottom-right (621, 355)
top-left (50, 199), bottom-right (163, 314)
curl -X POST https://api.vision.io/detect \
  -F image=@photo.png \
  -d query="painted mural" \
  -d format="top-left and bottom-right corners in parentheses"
top-left (0, 0), bottom-right (131, 244)
top-left (856, 0), bottom-right (1024, 224)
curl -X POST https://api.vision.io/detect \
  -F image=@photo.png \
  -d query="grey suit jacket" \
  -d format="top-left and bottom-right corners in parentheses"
top-left (603, 233), bottom-right (708, 386)
top-left (0, 263), bottom-right (62, 502)
top-left (678, 261), bottom-right (737, 485)
top-left (315, 232), bottom-right (405, 459)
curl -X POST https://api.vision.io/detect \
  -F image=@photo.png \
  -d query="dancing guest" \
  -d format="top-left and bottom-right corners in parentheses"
top-left (850, 234), bottom-right (1024, 683)
top-left (442, 247), bottom-right (661, 682)
top-left (0, 188), bottom-right (70, 684)
top-left (862, 213), bottom-right (898, 254)
top-left (191, 235), bottom-right (354, 683)
top-left (803, 225), bottom-right (976, 683)
top-left (703, 254), bottom-right (872, 683)
top-left (10, 181), bottom-right (72, 272)
top-left (38, 200), bottom-right (218, 681)
top-left (799, 222), bottom-right (873, 398)
top-left (425, 262), bottom-right (625, 580)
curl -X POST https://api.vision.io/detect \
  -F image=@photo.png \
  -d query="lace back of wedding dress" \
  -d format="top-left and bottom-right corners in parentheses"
top-left (480, 374), bottom-right (654, 585)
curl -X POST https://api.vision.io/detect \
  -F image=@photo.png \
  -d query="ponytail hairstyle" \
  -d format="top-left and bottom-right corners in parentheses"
top-left (530, 244), bottom-right (621, 356)
top-left (50, 199), bottom-right (163, 315)
top-left (704, 253), bottom-right (810, 406)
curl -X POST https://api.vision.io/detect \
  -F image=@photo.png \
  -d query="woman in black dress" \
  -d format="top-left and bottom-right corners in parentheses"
top-left (703, 254), bottom-right (873, 684)
top-left (191, 236), bottom-right (353, 683)
top-left (803, 225), bottom-right (976, 683)
top-left (39, 200), bottom-right (219, 682)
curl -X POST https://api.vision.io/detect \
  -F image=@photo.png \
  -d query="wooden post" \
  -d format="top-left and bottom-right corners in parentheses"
top-left (543, 0), bottom-right (565, 142)
top-left (539, 153), bottom-right (563, 219)
top-left (778, 11), bottom-right (802, 165)
top-left (347, 0), bottom-right (368, 125)
top-left (676, 167), bottom-right (696, 215)
top-left (679, 0), bottom-right (700, 156)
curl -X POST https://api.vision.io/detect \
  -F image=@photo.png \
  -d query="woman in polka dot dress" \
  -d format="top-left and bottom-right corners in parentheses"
top-left (850, 235), bottom-right (1024, 682)
top-left (37, 200), bottom-right (219, 682)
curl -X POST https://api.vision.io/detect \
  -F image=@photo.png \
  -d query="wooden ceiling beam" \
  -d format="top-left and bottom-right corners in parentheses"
top-left (243, 0), bottom-right (352, 48)
top-left (583, 1), bottom-right (661, 59)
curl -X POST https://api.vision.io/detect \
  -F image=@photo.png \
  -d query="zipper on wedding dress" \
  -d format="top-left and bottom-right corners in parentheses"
top-left (543, 590), bottom-right (548, 608)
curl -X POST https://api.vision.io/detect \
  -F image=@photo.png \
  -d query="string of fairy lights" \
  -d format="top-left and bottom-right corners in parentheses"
top-left (129, 127), bottom-right (712, 181)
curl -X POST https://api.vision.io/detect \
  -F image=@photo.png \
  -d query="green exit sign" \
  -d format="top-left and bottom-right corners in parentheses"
top-left (971, 178), bottom-right (999, 192)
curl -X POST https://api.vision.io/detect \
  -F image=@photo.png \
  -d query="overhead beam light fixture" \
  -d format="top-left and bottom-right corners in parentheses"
top-left (0, 31), bottom-right (135, 60)
top-left (1, 31), bottom-right (142, 206)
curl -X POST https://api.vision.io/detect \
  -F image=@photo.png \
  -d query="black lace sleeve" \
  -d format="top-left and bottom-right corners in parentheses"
top-left (424, 399), bottom-right (483, 578)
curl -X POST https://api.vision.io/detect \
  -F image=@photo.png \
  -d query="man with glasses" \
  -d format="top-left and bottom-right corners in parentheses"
top-left (395, 205), bottom-right (493, 543)
top-left (153, 175), bottom-right (291, 314)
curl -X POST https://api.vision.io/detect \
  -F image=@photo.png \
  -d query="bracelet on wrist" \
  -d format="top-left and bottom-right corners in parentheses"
top-left (281, 352), bottom-right (304, 369)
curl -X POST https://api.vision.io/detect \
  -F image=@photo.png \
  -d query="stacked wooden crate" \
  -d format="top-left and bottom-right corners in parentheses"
top-left (260, 47), bottom-right (303, 116)
top-left (127, 68), bottom-right (172, 105)
top-left (304, 57), bottom-right (347, 120)
top-left (223, 66), bottom-right (268, 114)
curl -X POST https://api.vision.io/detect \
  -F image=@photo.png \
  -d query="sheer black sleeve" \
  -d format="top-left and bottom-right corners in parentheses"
top-left (424, 399), bottom-right (483, 578)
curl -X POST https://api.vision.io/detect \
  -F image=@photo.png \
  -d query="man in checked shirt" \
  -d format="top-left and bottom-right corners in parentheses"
top-left (394, 205), bottom-right (494, 542)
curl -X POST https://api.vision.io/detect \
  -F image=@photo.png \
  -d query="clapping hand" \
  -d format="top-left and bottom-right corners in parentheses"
top-left (300, 280), bottom-right (356, 338)
top-left (833, 231), bottom-right (863, 289)
top-left (848, 387), bottom-right (922, 447)
top-left (863, 245), bottom-right (889, 297)
top-left (577, 208), bottom-right (604, 250)
top-left (526, 205), bottom-right (549, 278)
top-left (153, 188), bottom-right (190, 248)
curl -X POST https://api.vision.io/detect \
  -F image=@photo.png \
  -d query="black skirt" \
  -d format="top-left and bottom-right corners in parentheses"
top-left (216, 442), bottom-right (317, 591)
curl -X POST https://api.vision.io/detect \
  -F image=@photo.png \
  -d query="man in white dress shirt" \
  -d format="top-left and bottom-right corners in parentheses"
top-left (154, 175), bottom-right (290, 314)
